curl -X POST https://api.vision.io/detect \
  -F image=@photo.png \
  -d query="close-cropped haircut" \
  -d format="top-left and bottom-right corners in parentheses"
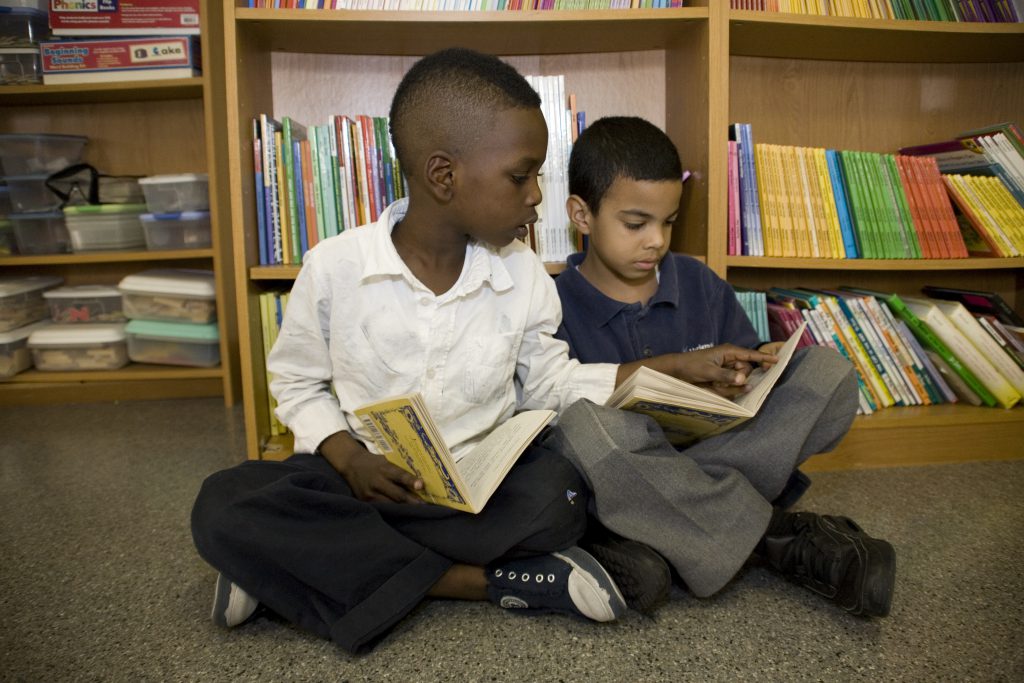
top-left (568, 116), bottom-right (683, 214)
top-left (389, 48), bottom-right (541, 171)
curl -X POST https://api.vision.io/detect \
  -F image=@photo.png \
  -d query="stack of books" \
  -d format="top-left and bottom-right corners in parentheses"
top-left (252, 1), bottom-right (686, 10)
top-left (740, 284), bottom-right (1024, 414)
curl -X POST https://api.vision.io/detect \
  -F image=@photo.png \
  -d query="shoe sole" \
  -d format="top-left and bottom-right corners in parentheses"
top-left (583, 536), bottom-right (671, 615)
top-left (552, 547), bottom-right (628, 622)
top-left (211, 573), bottom-right (259, 628)
top-left (846, 536), bottom-right (896, 618)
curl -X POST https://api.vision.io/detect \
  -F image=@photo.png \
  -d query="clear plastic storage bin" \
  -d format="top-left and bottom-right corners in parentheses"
top-left (0, 319), bottom-right (49, 378)
top-left (9, 210), bottom-right (69, 254)
top-left (0, 8), bottom-right (49, 47)
top-left (0, 275), bottom-right (63, 332)
top-left (64, 203), bottom-right (146, 252)
top-left (141, 210), bottom-right (211, 250)
top-left (0, 46), bottom-right (41, 84)
top-left (28, 322), bottom-right (128, 371)
top-left (126, 319), bottom-right (219, 367)
top-left (118, 268), bottom-right (217, 323)
top-left (5, 174), bottom-right (61, 212)
top-left (138, 173), bottom-right (209, 213)
top-left (0, 133), bottom-right (87, 176)
top-left (44, 285), bottom-right (124, 324)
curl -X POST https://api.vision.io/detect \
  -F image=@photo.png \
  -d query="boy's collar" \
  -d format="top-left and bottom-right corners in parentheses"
top-left (563, 252), bottom-right (680, 327)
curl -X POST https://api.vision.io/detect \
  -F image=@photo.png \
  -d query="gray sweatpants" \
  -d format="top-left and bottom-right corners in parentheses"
top-left (540, 346), bottom-right (858, 598)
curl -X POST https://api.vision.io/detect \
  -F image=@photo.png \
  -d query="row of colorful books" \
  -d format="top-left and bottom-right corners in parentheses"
top-left (253, 114), bottom-right (406, 266)
top-left (731, 0), bottom-right (1022, 21)
top-left (736, 284), bottom-right (1024, 414)
top-left (900, 123), bottom-right (1024, 257)
top-left (728, 121), bottom-right (1024, 259)
top-left (248, 0), bottom-right (684, 8)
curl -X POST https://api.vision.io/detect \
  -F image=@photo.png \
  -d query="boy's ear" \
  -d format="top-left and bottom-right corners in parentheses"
top-left (424, 152), bottom-right (455, 202)
top-left (566, 194), bottom-right (594, 235)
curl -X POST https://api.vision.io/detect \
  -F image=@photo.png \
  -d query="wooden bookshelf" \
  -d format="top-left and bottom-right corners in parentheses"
top-left (0, 0), bottom-right (239, 407)
top-left (220, 2), bottom-right (1024, 463)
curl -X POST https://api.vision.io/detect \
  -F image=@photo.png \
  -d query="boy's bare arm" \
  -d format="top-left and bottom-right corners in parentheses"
top-left (318, 431), bottom-right (425, 504)
top-left (615, 344), bottom-right (779, 399)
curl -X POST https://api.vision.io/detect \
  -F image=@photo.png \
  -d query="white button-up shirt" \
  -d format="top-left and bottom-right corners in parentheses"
top-left (268, 199), bottom-right (617, 460)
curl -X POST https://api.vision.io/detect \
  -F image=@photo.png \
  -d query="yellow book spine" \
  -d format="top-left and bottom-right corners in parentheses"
top-left (813, 147), bottom-right (845, 258)
top-left (754, 143), bottom-right (779, 256)
top-left (954, 175), bottom-right (1020, 256)
top-left (274, 130), bottom-right (292, 266)
top-left (787, 145), bottom-right (813, 257)
top-left (773, 145), bottom-right (797, 257)
top-left (975, 176), bottom-right (1024, 252)
top-left (823, 295), bottom-right (896, 407)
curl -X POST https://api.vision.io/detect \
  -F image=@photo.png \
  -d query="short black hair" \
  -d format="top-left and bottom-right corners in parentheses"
top-left (568, 116), bottom-right (683, 214)
top-left (389, 48), bottom-right (541, 173)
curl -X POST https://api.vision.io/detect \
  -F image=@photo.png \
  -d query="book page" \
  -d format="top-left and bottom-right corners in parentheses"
top-left (456, 410), bottom-right (555, 510)
top-left (734, 321), bottom-right (807, 413)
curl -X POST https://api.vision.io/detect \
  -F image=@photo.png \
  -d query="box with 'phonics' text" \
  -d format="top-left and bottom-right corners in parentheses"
top-left (48, 0), bottom-right (201, 36)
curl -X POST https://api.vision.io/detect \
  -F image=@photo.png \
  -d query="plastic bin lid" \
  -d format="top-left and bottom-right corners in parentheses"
top-left (0, 319), bottom-right (51, 344)
top-left (63, 203), bottom-right (147, 216)
top-left (138, 173), bottom-right (209, 185)
top-left (140, 210), bottom-right (210, 221)
top-left (28, 322), bottom-right (126, 346)
top-left (43, 284), bottom-right (121, 299)
top-left (0, 275), bottom-right (63, 297)
top-left (126, 319), bottom-right (219, 342)
top-left (0, 48), bottom-right (40, 55)
top-left (0, 7), bottom-right (47, 16)
top-left (8, 211), bottom-right (63, 220)
top-left (118, 268), bottom-right (215, 298)
top-left (4, 173), bottom-right (52, 180)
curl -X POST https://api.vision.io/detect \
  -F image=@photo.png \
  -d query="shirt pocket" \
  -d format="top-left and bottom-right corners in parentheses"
top-left (461, 331), bottom-right (519, 404)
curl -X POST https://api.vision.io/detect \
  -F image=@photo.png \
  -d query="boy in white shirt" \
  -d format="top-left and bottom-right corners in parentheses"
top-left (191, 48), bottom-right (777, 653)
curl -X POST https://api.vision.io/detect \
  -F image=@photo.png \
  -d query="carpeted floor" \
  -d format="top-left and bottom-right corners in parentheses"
top-left (1, 398), bottom-right (1021, 682)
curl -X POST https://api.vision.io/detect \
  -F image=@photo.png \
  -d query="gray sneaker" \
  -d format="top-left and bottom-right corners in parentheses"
top-left (210, 573), bottom-right (259, 628)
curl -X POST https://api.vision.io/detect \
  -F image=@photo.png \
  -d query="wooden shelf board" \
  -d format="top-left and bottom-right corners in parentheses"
top-left (805, 405), bottom-right (1024, 471)
top-left (729, 11), bottom-right (1024, 63)
top-left (726, 256), bottom-right (1024, 271)
top-left (237, 8), bottom-right (707, 55)
top-left (0, 78), bottom-right (203, 105)
top-left (0, 249), bottom-right (214, 267)
top-left (0, 375), bottom-right (223, 405)
top-left (4, 364), bottom-right (223, 384)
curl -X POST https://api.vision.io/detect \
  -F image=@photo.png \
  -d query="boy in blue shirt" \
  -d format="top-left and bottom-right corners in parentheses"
top-left (545, 116), bottom-right (896, 617)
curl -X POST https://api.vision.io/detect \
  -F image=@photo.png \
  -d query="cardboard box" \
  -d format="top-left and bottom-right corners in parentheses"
top-left (48, 0), bottom-right (200, 36)
top-left (39, 35), bottom-right (200, 84)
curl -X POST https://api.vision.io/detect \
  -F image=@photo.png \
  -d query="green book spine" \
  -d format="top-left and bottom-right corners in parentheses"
top-left (885, 293), bottom-right (998, 407)
top-left (281, 117), bottom-right (307, 264)
top-left (307, 126), bottom-right (325, 242)
top-left (839, 151), bottom-right (872, 258)
top-left (882, 154), bottom-right (922, 258)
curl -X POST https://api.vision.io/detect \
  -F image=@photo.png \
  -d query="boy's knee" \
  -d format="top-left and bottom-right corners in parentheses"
top-left (508, 450), bottom-right (589, 554)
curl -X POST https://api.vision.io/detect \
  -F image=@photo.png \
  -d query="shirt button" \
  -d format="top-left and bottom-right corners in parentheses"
top-left (643, 348), bottom-right (653, 358)
top-left (426, 368), bottom-right (435, 378)
top-left (419, 298), bottom-right (430, 306)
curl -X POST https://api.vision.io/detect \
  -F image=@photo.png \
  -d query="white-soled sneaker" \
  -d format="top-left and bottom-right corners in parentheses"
top-left (486, 546), bottom-right (627, 622)
top-left (210, 573), bottom-right (259, 628)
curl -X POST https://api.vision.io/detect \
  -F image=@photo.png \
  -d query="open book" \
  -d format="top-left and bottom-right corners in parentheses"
top-left (355, 394), bottom-right (554, 514)
top-left (605, 322), bottom-right (807, 447)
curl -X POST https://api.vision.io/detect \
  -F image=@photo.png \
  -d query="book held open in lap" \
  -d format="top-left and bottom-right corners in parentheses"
top-left (355, 395), bottom-right (554, 514)
top-left (605, 322), bottom-right (807, 447)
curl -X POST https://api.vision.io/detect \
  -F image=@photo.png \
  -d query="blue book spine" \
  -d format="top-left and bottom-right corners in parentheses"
top-left (740, 123), bottom-right (764, 256)
top-left (825, 149), bottom-right (859, 258)
top-left (252, 120), bottom-right (268, 265)
top-left (293, 140), bottom-right (309, 257)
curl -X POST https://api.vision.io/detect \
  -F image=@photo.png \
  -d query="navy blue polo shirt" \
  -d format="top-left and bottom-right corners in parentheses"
top-left (554, 252), bottom-right (760, 364)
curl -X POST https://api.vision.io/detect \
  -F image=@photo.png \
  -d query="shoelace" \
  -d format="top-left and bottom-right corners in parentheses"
top-left (784, 518), bottom-right (846, 587)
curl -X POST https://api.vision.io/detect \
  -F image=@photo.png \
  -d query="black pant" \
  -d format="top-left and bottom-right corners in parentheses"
top-left (191, 444), bottom-right (588, 653)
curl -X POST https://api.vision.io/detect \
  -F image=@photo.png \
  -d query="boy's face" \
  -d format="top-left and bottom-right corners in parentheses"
top-left (451, 107), bottom-right (547, 248)
top-left (570, 176), bottom-right (681, 284)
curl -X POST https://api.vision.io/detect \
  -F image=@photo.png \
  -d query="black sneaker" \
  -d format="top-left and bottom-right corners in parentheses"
top-left (210, 573), bottom-right (260, 628)
top-left (759, 511), bottom-right (896, 617)
top-left (580, 528), bottom-right (671, 615)
top-left (486, 547), bottom-right (627, 622)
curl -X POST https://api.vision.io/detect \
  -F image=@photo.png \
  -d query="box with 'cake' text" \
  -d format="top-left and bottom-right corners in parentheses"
top-left (39, 35), bottom-right (200, 84)
top-left (48, 0), bottom-right (201, 36)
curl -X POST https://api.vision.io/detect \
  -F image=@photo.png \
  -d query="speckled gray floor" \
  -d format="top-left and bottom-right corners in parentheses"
top-left (1, 398), bottom-right (1022, 682)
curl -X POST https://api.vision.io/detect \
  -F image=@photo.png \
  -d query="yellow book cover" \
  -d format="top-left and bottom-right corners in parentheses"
top-left (903, 297), bottom-right (1021, 409)
top-left (606, 322), bottom-right (806, 447)
top-left (812, 147), bottom-right (845, 258)
top-left (355, 394), bottom-right (554, 514)
top-left (772, 145), bottom-right (798, 257)
top-left (948, 175), bottom-right (1019, 256)
top-left (972, 176), bottom-right (1024, 252)
top-left (754, 143), bottom-right (780, 256)
top-left (792, 145), bottom-right (818, 258)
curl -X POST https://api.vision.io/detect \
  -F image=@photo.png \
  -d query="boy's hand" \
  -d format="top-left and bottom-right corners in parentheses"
top-left (317, 431), bottom-right (425, 504)
top-left (756, 342), bottom-right (786, 369)
top-left (618, 344), bottom-right (779, 399)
